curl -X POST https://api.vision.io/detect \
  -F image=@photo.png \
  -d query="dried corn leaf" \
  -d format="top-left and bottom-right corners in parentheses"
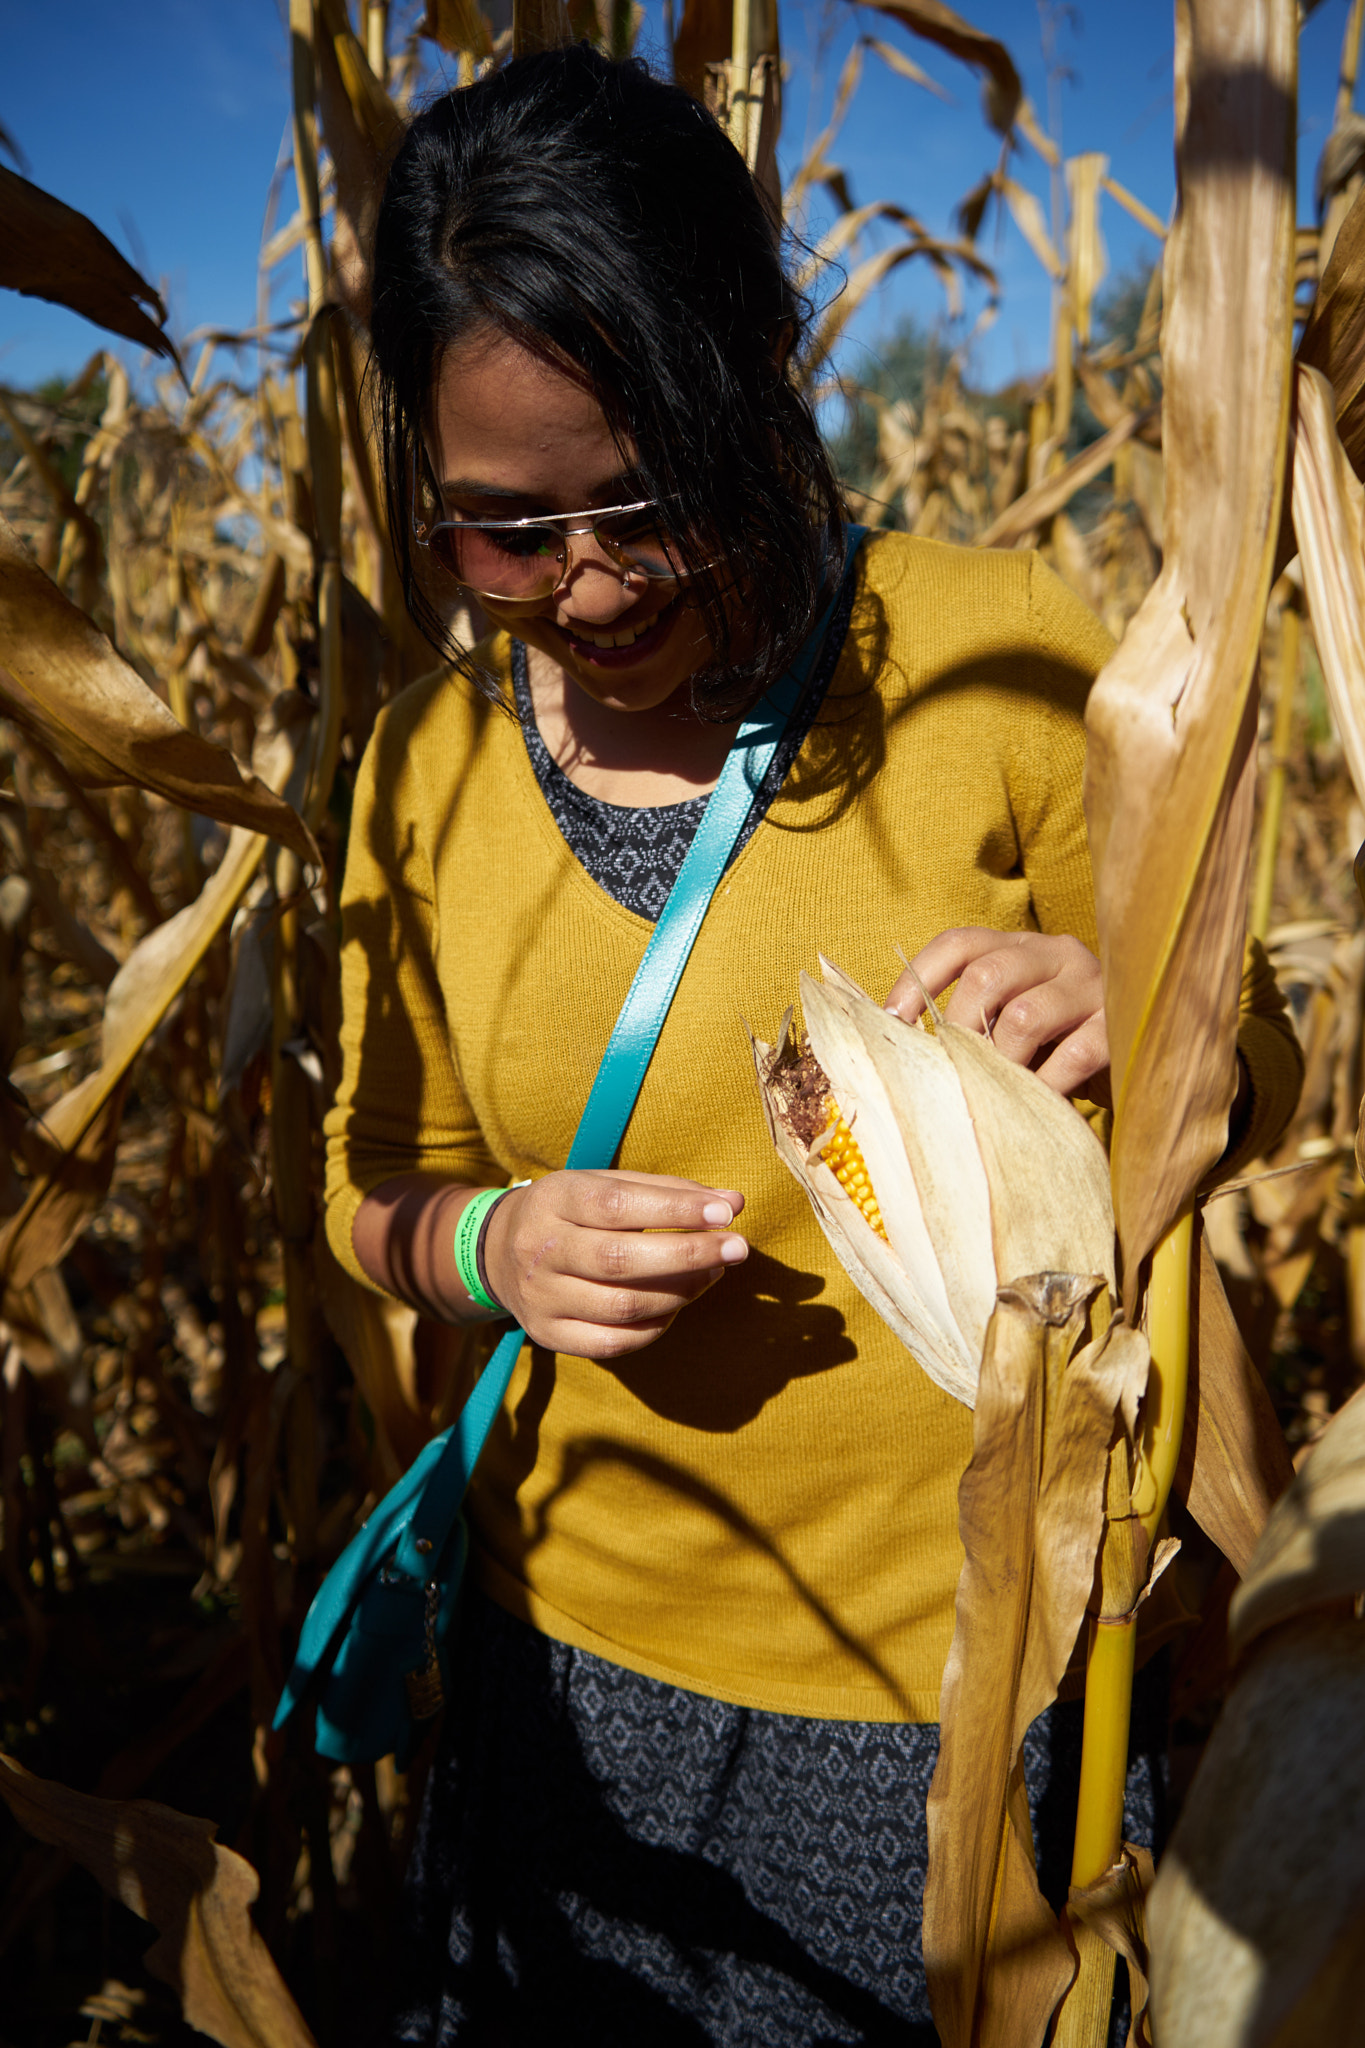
top-left (1298, 180), bottom-right (1365, 479)
top-left (1067, 153), bottom-right (1109, 346)
top-left (1146, 1610), bottom-right (1365, 2044)
top-left (1066, 1847), bottom-right (1155, 2048)
top-left (1290, 362), bottom-right (1365, 809)
top-left (804, 230), bottom-right (995, 376)
top-left (0, 516), bottom-right (316, 864)
top-left (977, 409), bottom-right (1153, 549)
top-left (423, 0), bottom-right (495, 57)
top-left (1228, 1378), bottom-right (1365, 1656)
top-left (0, 166), bottom-right (176, 363)
top-left (1129, 441), bottom-right (1165, 551)
top-left (1075, 356), bottom-right (1129, 432)
top-left (1101, 174), bottom-right (1167, 242)
top-left (0, 1754), bottom-right (316, 2048)
top-left (924, 1276), bottom-right (1150, 2048)
top-left (315, 0), bottom-right (404, 162)
top-left (784, 42), bottom-right (866, 215)
top-left (1001, 175), bottom-right (1063, 279)
top-left (1009, 97), bottom-right (1056, 167)
top-left (795, 197), bottom-right (939, 287)
top-left (863, 36), bottom-right (951, 98)
top-left (0, 822), bottom-right (273, 1295)
top-left (1178, 1224), bottom-right (1294, 1575)
top-left (1148, 1330), bottom-right (1365, 2041)
top-left (1083, 0), bottom-right (1296, 1306)
top-left (0, 709), bottom-right (303, 1294)
top-left (182, 428), bottom-right (313, 578)
top-left (315, 0), bottom-right (406, 322)
top-left (852, 0), bottom-right (1021, 135)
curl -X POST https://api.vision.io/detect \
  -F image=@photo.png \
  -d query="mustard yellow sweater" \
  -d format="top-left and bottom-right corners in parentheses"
top-left (324, 531), bottom-right (1302, 1722)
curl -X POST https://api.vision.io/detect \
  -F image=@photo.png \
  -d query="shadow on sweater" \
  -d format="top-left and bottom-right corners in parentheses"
top-left (515, 1435), bottom-right (911, 1710)
top-left (616, 1245), bottom-right (858, 1429)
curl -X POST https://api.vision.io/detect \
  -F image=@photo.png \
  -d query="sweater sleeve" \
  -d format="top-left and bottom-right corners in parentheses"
top-left (1005, 552), bottom-right (1116, 954)
top-left (322, 680), bottom-right (504, 1289)
top-left (1010, 552), bottom-right (1303, 1164)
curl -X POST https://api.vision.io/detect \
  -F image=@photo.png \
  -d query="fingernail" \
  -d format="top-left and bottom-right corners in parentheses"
top-left (703, 1200), bottom-right (734, 1225)
top-left (719, 1236), bottom-right (748, 1263)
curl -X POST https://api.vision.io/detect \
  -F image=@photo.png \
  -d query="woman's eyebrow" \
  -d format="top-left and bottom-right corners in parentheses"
top-left (437, 477), bottom-right (535, 501)
top-left (437, 471), bottom-right (642, 504)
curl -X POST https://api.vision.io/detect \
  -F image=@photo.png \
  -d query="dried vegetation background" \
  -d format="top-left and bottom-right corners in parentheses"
top-left (1, 0), bottom-right (1364, 2043)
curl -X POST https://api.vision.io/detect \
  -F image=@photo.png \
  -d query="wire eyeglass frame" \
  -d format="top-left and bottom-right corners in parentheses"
top-left (411, 468), bottom-right (681, 608)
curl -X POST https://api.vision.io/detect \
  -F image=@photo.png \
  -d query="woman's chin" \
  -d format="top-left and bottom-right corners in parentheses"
top-left (515, 604), bottom-right (712, 715)
top-left (563, 657), bottom-right (695, 715)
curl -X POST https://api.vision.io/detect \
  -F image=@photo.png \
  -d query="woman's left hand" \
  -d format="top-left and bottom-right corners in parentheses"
top-left (884, 927), bottom-right (1111, 1106)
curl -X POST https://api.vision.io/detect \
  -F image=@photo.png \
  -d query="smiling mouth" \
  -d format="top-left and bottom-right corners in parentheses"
top-left (559, 594), bottom-right (680, 667)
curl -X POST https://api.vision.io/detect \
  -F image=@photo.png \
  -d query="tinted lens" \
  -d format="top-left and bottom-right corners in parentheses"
top-left (431, 520), bottom-right (564, 599)
top-left (594, 507), bottom-right (679, 579)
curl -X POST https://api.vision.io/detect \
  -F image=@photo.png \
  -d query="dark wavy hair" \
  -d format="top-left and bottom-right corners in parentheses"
top-left (368, 44), bottom-right (844, 719)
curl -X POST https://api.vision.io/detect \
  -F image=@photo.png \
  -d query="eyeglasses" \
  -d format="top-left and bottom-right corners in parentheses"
top-left (412, 479), bottom-right (681, 607)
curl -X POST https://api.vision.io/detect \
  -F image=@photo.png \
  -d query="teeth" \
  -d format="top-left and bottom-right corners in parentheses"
top-left (573, 615), bottom-right (655, 650)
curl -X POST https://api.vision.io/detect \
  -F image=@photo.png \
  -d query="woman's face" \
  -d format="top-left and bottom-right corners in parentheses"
top-left (427, 329), bottom-right (720, 716)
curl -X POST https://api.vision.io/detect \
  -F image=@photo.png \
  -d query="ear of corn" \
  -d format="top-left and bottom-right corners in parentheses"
top-left (751, 959), bottom-right (1117, 1410)
top-left (819, 1102), bottom-right (889, 1241)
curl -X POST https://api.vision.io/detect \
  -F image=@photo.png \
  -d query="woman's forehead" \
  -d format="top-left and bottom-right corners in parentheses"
top-left (429, 331), bottom-right (632, 506)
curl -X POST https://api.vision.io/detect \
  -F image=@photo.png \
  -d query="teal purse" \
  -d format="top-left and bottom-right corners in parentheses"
top-left (273, 532), bottom-right (864, 1765)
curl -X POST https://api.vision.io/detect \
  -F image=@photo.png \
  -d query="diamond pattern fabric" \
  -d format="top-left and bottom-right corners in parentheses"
top-left (390, 1592), bottom-right (1164, 2044)
top-left (511, 568), bottom-right (857, 921)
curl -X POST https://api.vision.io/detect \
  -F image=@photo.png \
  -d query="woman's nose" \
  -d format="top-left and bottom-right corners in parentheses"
top-left (551, 533), bottom-right (642, 621)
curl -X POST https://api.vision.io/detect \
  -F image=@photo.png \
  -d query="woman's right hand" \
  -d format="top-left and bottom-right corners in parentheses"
top-left (483, 1170), bottom-right (748, 1361)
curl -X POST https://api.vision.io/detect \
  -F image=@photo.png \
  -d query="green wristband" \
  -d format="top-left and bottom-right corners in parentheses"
top-left (454, 1187), bottom-right (512, 1313)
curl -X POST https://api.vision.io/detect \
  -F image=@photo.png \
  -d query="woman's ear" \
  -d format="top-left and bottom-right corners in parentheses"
top-left (769, 320), bottom-right (796, 374)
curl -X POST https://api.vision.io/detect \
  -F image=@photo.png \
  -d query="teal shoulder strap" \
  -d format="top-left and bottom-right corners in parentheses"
top-left (565, 541), bottom-right (859, 1171)
top-left (274, 527), bottom-right (864, 1709)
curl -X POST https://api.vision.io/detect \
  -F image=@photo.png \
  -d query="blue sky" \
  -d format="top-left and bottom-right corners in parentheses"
top-left (0, 1), bottom-right (1357, 394)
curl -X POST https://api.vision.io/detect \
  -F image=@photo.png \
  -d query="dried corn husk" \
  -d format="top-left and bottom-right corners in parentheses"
top-left (1298, 180), bottom-right (1365, 480)
top-left (751, 961), bottom-right (1115, 1405)
top-left (0, 1753), bottom-right (316, 2048)
top-left (924, 1275), bottom-right (1151, 2048)
top-left (1290, 362), bottom-right (1365, 812)
top-left (1084, 0), bottom-right (1297, 1308)
top-left (1147, 1384), bottom-right (1365, 2045)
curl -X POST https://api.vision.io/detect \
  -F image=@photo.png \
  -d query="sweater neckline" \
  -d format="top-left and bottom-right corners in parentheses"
top-left (508, 561), bottom-right (859, 922)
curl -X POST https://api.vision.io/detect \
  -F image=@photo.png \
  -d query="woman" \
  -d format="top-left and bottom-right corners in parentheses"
top-left (326, 45), bottom-right (1301, 2046)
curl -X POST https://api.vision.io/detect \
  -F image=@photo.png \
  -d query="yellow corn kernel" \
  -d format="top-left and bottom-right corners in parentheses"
top-left (822, 1103), bottom-right (889, 1241)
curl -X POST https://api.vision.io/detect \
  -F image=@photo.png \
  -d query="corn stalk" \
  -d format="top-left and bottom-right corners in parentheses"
top-left (1060, 5), bottom-right (1298, 2042)
top-left (1250, 586), bottom-right (1302, 945)
top-left (276, 0), bottom-right (345, 1570)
